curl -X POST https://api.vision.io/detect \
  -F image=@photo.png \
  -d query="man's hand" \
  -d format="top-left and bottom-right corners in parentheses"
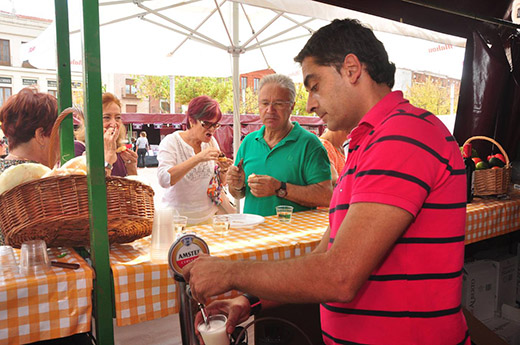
top-left (227, 165), bottom-right (245, 191)
top-left (194, 297), bottom-right (251, 344)
top-left (182, 254), bottom-right (234, 304)
top-left (247, 174), bottom-right (279, 197)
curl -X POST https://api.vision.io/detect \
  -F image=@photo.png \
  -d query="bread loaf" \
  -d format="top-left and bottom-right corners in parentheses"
top-left (0, 163), bottom-right (51, 194)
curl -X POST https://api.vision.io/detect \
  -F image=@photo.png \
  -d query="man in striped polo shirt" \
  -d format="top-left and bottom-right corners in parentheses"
top-left (184, 19), bottom-right (469, 345)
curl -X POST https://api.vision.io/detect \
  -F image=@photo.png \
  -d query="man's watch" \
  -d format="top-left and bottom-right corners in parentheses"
top-left (242, 293), bottom-right (262, 316)
top-left (104, 161), bottom-right (113, 170)
top-left (275, 181), bottom-right (287, 198)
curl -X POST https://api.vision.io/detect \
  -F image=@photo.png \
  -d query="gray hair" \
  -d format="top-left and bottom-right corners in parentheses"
top-left (258, 74), bottom-right (296, 103)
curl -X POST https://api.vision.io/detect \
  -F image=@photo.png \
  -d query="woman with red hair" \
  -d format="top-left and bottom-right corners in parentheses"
top-left (157, 95), bottom-right (233, 225)
top-left (0, 88), bottom-right (58, 170)
top-left (0, 88), bottom-right (59, 245)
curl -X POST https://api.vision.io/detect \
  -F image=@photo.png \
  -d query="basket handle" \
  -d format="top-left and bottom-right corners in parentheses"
top-left (48, 107), bottom-right (82, 168)
top-left (462, 136), bottom-right (510, 166)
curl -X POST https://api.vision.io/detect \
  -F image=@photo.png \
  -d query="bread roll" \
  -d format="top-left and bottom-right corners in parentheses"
top-left (0, 163), bottom-right (51, 194)
top-left (61, 156), bottom-right (87, 173)
top-left (116, 146), bottom-right (127, 153)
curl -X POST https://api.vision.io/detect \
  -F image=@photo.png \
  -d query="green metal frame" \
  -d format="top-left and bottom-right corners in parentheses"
top-left (55, 1), bottom-right (115, 344)
top-left (54, 0), bottom-right (74, 164)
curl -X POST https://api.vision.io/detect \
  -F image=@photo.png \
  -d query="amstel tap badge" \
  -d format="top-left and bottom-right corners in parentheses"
top-left (168, 233), bottom-right (210, 280)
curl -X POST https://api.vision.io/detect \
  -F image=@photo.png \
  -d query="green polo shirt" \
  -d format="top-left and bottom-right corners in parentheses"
top-left (235, 122), bottom-right (331, 216)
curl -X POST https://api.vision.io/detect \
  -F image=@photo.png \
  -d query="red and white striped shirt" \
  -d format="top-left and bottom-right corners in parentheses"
top-left (323, 91), bottom-right (469, 345)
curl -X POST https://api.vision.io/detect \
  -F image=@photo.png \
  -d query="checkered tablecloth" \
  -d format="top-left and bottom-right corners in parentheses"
top-left (110, 194), bottom-right (520, 327)
top-left (0, 248), bottom-right (93, 345)
top-left (109, 208), bottom-right (329, 326)
top-left (465, 193), bottom-right (520, 244)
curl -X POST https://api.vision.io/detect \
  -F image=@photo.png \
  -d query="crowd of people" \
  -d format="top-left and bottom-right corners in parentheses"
top-left (0, 17), bottom-right (470, 345)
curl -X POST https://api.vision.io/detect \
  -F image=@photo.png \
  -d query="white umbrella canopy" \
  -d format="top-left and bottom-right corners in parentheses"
top-left (22, 0), bottom-right (466, 78)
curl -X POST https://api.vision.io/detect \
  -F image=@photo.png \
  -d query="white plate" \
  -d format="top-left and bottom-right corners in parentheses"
top-left (226, 214), bottom-right (265, 228)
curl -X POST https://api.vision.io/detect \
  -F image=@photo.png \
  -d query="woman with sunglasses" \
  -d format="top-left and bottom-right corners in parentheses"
top-left (157, 95), bottom-right (232, 225)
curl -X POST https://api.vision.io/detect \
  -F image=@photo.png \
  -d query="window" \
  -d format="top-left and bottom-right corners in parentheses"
top-left (253, 78), bottom-right (259, 92)
top-left (125, 79), bottom-right (137, 97)
top-left (160, 99), bottom-right (170, 113)
top-left (126, 104), bottom-right (137, 113)
top-left (0, 40), bottom-right (10, 66)
top-left (0, 87), bottom-right (12, 106)
top-left (48, 90), bottom-right (57, 98)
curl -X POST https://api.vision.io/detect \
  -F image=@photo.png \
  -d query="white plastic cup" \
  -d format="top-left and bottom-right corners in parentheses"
top-left (197, 314), bottom-right (229, 345)
top-left (276, 205), bottom-right (294, 223)
top-left (19, 240), bottom-right (51, 275)
top-left (212, 215), bottom-right (230, 237)
top-left (0, 245), bottom-right (18, 277)
top-left (150, 207), bottom-right (181, 263)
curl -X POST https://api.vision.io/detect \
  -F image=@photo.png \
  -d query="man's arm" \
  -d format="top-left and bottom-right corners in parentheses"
top-left (284, 179), bottom-right (332, 207)
top-left (184, 202), bottom-right (413, 304)
top-left (247, 176), bottom-right (332, 208)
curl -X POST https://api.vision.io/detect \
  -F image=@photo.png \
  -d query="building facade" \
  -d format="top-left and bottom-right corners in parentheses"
top-left (0, 11), bottom-right (83, 105)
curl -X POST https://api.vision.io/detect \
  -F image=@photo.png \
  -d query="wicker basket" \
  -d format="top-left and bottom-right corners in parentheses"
top-left (463, 136), bottom-right (511, 196)
top-left (0, 108), bottom-right (154, 248)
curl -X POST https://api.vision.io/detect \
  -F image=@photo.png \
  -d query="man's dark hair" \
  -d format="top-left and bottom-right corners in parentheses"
top-left (294, 19), bottom-right (396, 88)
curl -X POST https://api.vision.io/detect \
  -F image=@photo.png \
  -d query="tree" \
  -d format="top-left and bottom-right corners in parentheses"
top-left (293, 83), bottom-right (311, 115)
top-left (134, 74), bottom-right (317, 116)
top-left (174, 76), bottom-right (232, 109)
top-left (404, 77), bottom-right (457, 115)
top-left (134, 75), bottom-right (170, 101)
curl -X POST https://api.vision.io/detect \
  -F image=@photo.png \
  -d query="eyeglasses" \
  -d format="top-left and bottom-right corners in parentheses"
top-left (200, 120), bottom-right (221, 129)
top-left (259, 101), bottom-right (293, 110)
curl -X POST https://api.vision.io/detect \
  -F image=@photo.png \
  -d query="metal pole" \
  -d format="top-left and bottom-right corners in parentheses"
top-left (232, 2), bottom-right (241, 212)
top-left (169, 75), bottom-right (176, 113)
top-left (81, 0), bottom-right (115, 344)
top-left (54, 0), bottom-right (74, 165)
top-left (177, 280), bottom-right (198, 345)
top-left (402, 0), bottom-right (520, 30)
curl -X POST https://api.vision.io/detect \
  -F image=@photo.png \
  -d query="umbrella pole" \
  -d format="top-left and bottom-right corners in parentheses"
top-left (232, 2), bottom-right (242, 213)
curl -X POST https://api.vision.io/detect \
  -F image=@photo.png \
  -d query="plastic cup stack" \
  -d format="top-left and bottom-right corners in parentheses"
top-left (150, 206), bottom-right (181, 263)
top-left (0, 245), bottom-right (18, 279)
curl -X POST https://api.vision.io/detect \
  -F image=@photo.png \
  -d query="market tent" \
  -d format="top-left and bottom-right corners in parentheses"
top-left (22, 0), bottom-right (467, 157)
top-left (121, 112), bottom-right (326, 157)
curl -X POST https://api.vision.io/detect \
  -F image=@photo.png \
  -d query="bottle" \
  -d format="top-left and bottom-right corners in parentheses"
top-left (462, 143), bottom-right (475, 203)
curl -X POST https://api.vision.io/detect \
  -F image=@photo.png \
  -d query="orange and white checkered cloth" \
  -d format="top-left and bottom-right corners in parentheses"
top-left (465, 194), bottom-right (520, 244)
top-left (0, 248), bottom-right (93, 345)
top-left (110, 194), bottom-right (520, 327)
top-left (109, 208), bottom-right (329, 326)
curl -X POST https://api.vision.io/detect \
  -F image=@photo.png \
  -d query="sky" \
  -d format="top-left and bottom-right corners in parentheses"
top-left (1, 0), bottom-right (465, 79)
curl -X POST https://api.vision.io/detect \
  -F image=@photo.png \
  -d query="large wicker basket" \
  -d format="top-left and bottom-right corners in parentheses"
top-left (0, 108), bottom-right (154, 248)
top-left (463, 136), bottom-right (511, 196)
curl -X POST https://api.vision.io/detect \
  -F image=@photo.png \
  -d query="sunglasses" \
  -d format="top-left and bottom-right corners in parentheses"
top-left (200, 120), bottom-right (221, 129)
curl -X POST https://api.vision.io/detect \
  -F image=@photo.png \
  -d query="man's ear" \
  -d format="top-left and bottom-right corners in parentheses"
top-left (341, 54), bottom-right (362, 84)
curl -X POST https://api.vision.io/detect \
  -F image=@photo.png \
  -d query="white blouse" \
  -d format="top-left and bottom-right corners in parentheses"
top-left (157, 131), bottom-right (218, 225)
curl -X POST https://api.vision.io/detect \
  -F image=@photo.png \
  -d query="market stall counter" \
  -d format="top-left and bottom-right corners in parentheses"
top-left (0, 248), bottom-right (93, 344)
top-left (109, 208), bottom-right (329, 327)
top-left (110, 192), bottom-right (520, 328)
